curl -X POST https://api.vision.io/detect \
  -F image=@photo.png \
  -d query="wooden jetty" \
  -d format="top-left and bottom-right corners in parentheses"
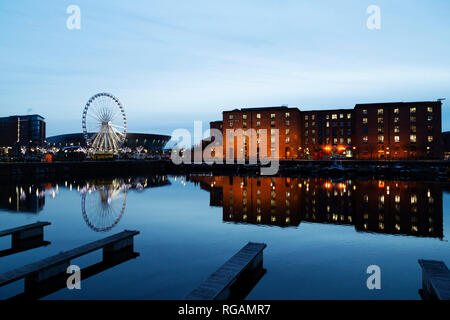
top-left (185, 242), bottom-right (267, 300)
top-left (418, 259), bottom-right (450, 300)
top-left (0, 222), bottom-right (51, 258)
top-left (0, 230), bottom-right (139, 298)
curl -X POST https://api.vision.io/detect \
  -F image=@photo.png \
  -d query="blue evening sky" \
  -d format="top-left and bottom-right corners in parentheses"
top-left (0, 0), bottom-right (449, 137)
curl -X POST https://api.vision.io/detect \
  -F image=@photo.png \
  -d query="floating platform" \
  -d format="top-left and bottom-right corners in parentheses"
top-left (0, 222), bottom-right (51, 258)
top-left (0, 230), bottom-right (139, 299)
top-left (186, 242), bottom-right (267, 300)
top-left (418, 259), bottom-right (450, 300)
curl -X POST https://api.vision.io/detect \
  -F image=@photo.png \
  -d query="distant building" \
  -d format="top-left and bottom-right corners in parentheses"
top-left (210, 100), bottom-right (443, 161)
top-left (46, 133), bottom-right (170, 153)
top-left (0, 115), bottom-right (46, 147)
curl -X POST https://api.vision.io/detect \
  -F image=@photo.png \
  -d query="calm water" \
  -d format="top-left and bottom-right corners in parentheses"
top-left (0, 175), bottom-right (449, 300)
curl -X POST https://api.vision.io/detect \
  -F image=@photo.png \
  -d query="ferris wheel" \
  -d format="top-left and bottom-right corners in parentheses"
top-left (82, 93), bottom-right (127, 152)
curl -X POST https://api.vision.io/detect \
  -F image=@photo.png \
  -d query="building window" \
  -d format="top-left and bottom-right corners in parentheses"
top-left (286, 128), bottom-right (290, 135)
top-left (363, 118), bottom-right (368, 124)
top-left (347, 113), bottom-right (352, 119)
top-left (427, 107), bottom-right (433, 113)
top-left (286, 137), bottom-right (290, 143)
top-left (394, 136), bottom-right (400, 143)
top-left (305, 115), bottom-right (309, 120)
top-left (243, 121), bottom-right (247, 128)
top-left (333, 138), bottom-right (338, 144)
top-left (378, 127), bottom-right (384, 134)
top-left (347, 138), bottom-right (352, 144)
top-left (377, 117), bottom-right (383, 124)
top-left (285, 112), bottom-right (290, 118)
top-left (229, 115), bottom-right (234, 120)
top-left (270, 113), bottom-right (276, 119)
top-left (243, 114), bottom-right (247, 120)
top-left (271, 120), bottom-right (276, 127)
top-left (340, 138), bottom-right (344, 144)
top-left (305, 130), bottom-right (308, 136)
top-left (311, 121), bottom-right (315, 127)
top-left (257, 113), bottom-right (261, 119)
top-left (428, 136), bottom-right (434, 143)
top-left (394, 126), bottom-right (400, 133)
top-left (394, 108), bottom-right (399, 114)
top-left (326, 114), bottom-right (330, 120)
top-left (311, 114), bottom-right (316, 120)
top-left (378, 135), bottom-right (384, 143)
top-left (326, 121), bottom-right (330, 127)
top-left (285, 120), bottom-right (290, 126)
top-left (411, 125), bottom-right (417, 133)
top-left (410, 107), bottom-right (416, 114)
top-left (311, 129), bottom-right (316, 135)
top-left (410, 135), bottom-right (417, 143)
top-left (305, 122), bottom-right (309, 128)
top-left (427, 115), bottom-right (433, 121)
top-left (362, 109), bottom-right (368, 115)
top-left (332, 114), bottom-right (338, 120)
top-left (363, 136), bottom-right (368, 143)
top-left (256, 121), bottom-right (261, 127)
top-left (394, 117), bottom-right (400, 123)
top-left (378, 109), bottom-right (384, 115)
top-left (340, 114), bottom-right (344, 119)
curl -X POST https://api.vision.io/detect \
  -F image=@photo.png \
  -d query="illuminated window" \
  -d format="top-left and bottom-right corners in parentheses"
top-left (395, 195), bottom-right (401, 203)
top-left (312, 138), bottom-right (316, 145)
top-left (394, 136), bottom-right (400, 143)
top-left (394, 126), bottom-right (400, 133)
top-left (428, 136), bottom-right (434, 143)
top-left (378, 109), bottom-right (384, 115)
top-left (326, 114), bottom-right (330, 120)
top-left (347, 113), bottom-right (352, 119)
top-left (305, 115), bottom-right (309, 120)
top-left (286, 137), bottom-right (290, 143)
top-left (427, 115), bottom-right (433, 121)
top-left (270, 113), bottom-right (276, 119)
top-left (378, 135), bottom-right (384, 143)
top-left (257, 113), bottom-right (261, 119)
top-left (378, 127), bottom-right (384, 134)
top-left (411, 194), bottom-right (417, 204)
top-left (271, 129), bottom-right (276, 136)
top-left (347, 138), bottom-right (352, 144)
top-left (326, 121), bottom-right (330, 127)
top-left (410, 107), bottom-right (416, 114)
top-left (286, 128), bottom-right (290, 135)
top-left (243, 114), bottom-right (247, 120)
top-left (285, 112), bottom-right (290, 118)
top-left (377, 117), bottom-right (383, 124)
top-left (229, 115), bottom-right (234, 120)
top-left (340, 114), bottom-right (344, 119)
top-left (333, 138), bottom-right (338, 144)
top-left (305, 122), bottom-right (309, 128)
top-left (410, 135), bottom-right (417, 143)
top-left (332, 114), bottom-right (338, 120)
top-left (363, 118), bottom-right (368, 124)
top-left (394, 117), bottom-right (400, 123)
top-left (362, 109), bottom-right (368, 115)
top-left (394, 108), bottom-right (399, 114)
top-left (427, 107), bottom-right (433, 113)
top-left (243, 121), bottom-right (247, 128)
top-left (363, 136), bottom-right (368, 142)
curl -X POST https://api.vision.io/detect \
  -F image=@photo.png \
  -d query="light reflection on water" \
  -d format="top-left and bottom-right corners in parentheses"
top-left (0, 175), bottom-right (449, 300)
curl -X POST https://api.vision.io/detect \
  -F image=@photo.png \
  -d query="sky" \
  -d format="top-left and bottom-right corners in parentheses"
top-left (0, 0), bottom-right (449, 138)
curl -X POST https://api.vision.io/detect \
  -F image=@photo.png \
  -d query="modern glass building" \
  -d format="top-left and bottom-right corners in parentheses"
top-left (0, 115), bottom-right (46, 147)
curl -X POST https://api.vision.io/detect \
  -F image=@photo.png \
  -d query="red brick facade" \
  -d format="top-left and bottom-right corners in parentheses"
top-left (211, 101), bottom-right (443, 161)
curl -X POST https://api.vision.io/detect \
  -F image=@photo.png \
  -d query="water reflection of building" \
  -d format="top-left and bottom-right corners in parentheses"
top-left (0, 184), bottom-right (46, 213)
top-left (188, 176), bottom-right (443, 239)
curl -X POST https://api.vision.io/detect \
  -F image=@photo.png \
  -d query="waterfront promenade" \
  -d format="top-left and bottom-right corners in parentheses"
top-left (0, 159), bottom-right (449, 182)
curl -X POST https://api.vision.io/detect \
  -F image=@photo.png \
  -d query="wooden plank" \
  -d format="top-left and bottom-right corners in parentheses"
top-left (0, 222), bottom-right (51, 238)
top-left (186, 242), bottom-right (266, 300)
top-left (418, 259), bottom-right (450, 300)
top-left (0, 230), bottom-right (139, 287)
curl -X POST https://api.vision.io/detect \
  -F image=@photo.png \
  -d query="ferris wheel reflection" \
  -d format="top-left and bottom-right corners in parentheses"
top-left (79, 176), bottom-right (170, 232)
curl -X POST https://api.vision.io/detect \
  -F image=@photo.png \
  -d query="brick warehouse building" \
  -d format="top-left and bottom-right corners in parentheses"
top-left (209, 100), bottom-right (443, 161)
